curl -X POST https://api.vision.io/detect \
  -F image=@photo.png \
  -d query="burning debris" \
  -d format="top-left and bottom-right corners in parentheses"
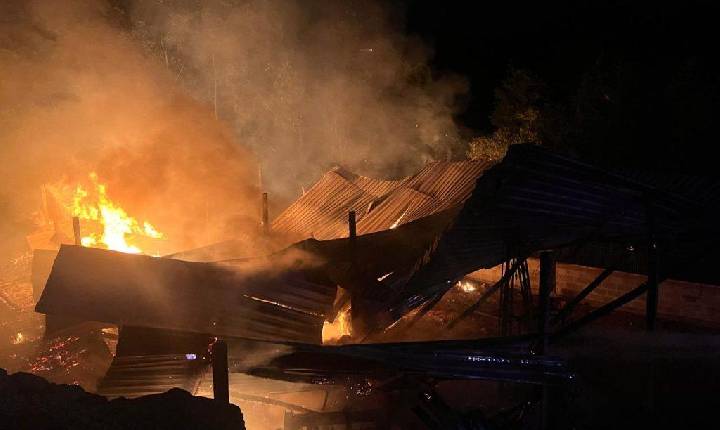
top-left (46, 173), bottom-right (165, 255)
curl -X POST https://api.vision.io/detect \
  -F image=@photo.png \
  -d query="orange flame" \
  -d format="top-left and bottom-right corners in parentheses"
top-left (50, 173), bottom-right (164, 254)
top-left (322, 305), bottom-right (352, 343)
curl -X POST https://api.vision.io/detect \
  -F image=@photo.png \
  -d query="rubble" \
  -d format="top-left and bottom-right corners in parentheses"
top-left (0, 368), bottom-right (245, 430)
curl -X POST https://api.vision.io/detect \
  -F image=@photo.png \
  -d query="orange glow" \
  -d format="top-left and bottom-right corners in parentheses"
top-left (457, 280), bottom-right (477, 293)
top-left (322, 305), bottom-right (352, 343)
top-left (50, 173), bottom-right (164, 254)
top-left (11, 332), bottom-right (25, 345)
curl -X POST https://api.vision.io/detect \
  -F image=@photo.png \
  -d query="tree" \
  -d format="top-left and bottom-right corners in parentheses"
top-left (468, 68), bottom-right (566, 161)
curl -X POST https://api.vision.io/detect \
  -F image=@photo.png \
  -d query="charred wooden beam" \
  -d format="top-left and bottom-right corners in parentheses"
top-left (212, 339), bottom-right (229, 403)
top-left (261, 192), bottom-right (269, 235)
top-left (551, 280), bottom-right (652, 341)
top-left (537, 252), bottom-right (555, 355)
top-left (348, 210), bottom-right (357, 240)
top-left (551, 267), bottom-right (614, 326)
top-left (447, 258), bottom-right (525, 330)
top-left (72, 216), bottom-right (81, 246)
top-left (645, 196), bottom-right (659, 331)
top-left (401, 289), bottom-right (448, 332)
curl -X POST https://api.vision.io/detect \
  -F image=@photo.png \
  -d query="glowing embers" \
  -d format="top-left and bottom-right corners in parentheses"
top-left (49, 172), bottom-right (164, 254)
top-left (456, 279), bottom-right (479, 293)
top-left (10, 332), bottom-right (25, 345)
top-left (322, 302), bottom-right (352, 344)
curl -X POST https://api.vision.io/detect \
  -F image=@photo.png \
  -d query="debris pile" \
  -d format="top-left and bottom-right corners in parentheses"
top-left (0, 368), bottom-right (245, 430)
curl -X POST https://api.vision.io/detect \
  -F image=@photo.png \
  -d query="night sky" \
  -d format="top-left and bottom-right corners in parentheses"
top-left (403, 1), bottom-right (718, 130)
top-left (397, 1), bottom-right (720, 172)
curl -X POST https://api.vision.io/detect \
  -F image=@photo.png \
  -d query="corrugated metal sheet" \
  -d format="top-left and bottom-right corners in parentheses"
top-left (97, 354), bottom-right (208, 399)
top-left (248, 336), bottom-right (569, 385)
top-left (271, 167), bottom-right (404, 241)
top-left (272, 161), bottom-right (493, 240)
top-left (379, 145), bottom-right (720, 323)
top-left (36, 245), bottom-right (336, 344)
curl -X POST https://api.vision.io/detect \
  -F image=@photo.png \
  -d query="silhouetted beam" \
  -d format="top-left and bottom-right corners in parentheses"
top-left (212, 340), bottom-right (229, 404)
top-left (537, 252), bottom-right (555, 355)
top-left (551, 280), bottom-right (653, 341)
top-left (551, 267), bottom-right (614, 326)
top-left (402, 290), bottom-right (449, 331)
top-left (447, 259), bottom-right (524, 329)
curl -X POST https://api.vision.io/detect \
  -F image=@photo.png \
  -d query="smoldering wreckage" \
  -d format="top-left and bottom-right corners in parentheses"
top-left (3, 144), bottom-right (720, 429)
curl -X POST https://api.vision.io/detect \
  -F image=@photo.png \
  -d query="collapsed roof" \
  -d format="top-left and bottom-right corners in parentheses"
top-left (272, 161), bottom-right (493, 240)
top-left (36, 145), bottom-right (720, 343)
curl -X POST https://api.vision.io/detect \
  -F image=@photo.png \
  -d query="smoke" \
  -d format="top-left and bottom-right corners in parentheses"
top-left (127, 0), bottom-right (467, 199)
top-left (0, 0), bottom-right (260, 255)
top-left (0, 0), bottom-right (466, 257)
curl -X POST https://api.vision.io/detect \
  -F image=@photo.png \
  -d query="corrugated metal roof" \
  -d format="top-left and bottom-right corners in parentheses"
top-left (36, 245), bottom-right (336, 344)
top-left (97, 354), bottom-right (207, 399)
top-left (271, 167), bottom-right (404, 241)
top-left (378, 145), bottom-right (720, 323)
top-left (35, 146), bottom-right (720, 343)
top-left (272, 161), bottom-right (494, 240)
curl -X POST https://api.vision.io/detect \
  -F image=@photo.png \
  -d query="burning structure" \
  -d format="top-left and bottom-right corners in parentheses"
top-left (24, 144), bottom-right (720, 428)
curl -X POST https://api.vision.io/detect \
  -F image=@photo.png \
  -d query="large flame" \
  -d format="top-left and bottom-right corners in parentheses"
top-left (50, 173), bottom-right (164, 254)
top-left (322, 305), bottom-right (352, 344)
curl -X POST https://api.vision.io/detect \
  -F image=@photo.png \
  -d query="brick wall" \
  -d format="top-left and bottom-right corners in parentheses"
top-left (469, 258), bottom-right (720, 328)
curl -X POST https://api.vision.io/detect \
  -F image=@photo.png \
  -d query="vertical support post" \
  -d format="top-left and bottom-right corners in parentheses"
top-left (538, 251), bottom-right (555, 354)
top-left (212, 339), bottom-right (229, 404)
top-left (646, 241), bottom-right (659, 331)
top-left (538, 251), bottom-right (555, 430)
top-left (72, 217), bottom-right (81, 246)
top-left (645, 198), bottom-right (659, 331)
top-left (261, 192), bottom-right (269, 235)
top-left (348, 210), bottom-right (357, 240)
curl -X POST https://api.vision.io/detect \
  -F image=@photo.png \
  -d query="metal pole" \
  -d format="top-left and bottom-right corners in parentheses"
top-left (262, 192), bottom-right (269, 235)
top-left (72, 217), bottom-right (81, 246)
top-left (212, 339), bottom-right (229, 403)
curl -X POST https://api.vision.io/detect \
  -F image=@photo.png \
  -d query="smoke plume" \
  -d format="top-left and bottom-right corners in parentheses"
top-left (0, 0), bottom-right (466, 257)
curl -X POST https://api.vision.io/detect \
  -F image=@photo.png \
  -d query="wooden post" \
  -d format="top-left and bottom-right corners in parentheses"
top-left (646, 239), bottom-right (659, 331)
top-left (348, 210), bottom-right (356, 240)
top-left (645, 198), bottom-right (659, 331)
top-left (261, 192), bottom-right (269, 235)
top-left (72, 217), bottom-right (81, 246)
top-left (212, 339), bottom-right (229, 404)
top-left (538, 251), bottom-right (555, 430)
top-left (538, 251), bottom-right (555, 354)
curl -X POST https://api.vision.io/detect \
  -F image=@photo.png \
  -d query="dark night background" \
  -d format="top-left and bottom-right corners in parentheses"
top-left (400, 0), bottom-right (720, 172)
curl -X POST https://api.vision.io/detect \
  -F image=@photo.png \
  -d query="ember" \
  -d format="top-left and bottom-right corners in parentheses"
top-left (456, 280), bottom-right (477, 293)
top-left (10, 332), bottom-right (24, 345)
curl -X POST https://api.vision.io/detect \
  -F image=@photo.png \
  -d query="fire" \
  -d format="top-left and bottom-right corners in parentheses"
top-left (11, 332), bottom-right (25, 345)
top-left (457, 280), bottom-right (477, 293)
top-left (50, 173), bottom-right (164, 254)
top-left (322, 305), bottom-right (352, 343)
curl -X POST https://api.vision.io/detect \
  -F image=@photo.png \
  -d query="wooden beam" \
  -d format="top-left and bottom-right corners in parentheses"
top-left (212, 339), bottom-right (229, 403)
top-left (447, 259), bottom-right (525, 329)
top-left (551, 280), bottom-right (652, 341)
top-left (72, 217), bottom-right (81, 246)
top-left (551, 267), bottom-right (614, 326)
top-left (261, 192), bottom-right (269, 235)
top-left (348, 210), bottom-right (357, 240)
top-left (537, 252), bottom-right (555, 355)
top-left (645, 197), bottom-right (659, 331)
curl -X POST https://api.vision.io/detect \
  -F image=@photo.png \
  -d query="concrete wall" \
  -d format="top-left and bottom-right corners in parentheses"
top-left (469, 258), bottom-right (720, 328)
